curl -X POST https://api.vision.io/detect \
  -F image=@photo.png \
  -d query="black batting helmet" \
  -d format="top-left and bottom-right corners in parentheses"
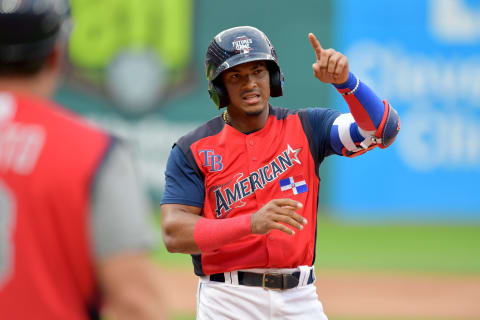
top-left (0, 0), bottom-right (71, 64)
top-left (205, 26), bottom-right (284, 108)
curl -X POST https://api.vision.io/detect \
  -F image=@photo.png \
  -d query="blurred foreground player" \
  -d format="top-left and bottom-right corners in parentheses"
top-left (0, 1), bottom-right (165, 319)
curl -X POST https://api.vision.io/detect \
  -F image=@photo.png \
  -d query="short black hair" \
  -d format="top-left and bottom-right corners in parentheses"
top-left (0, 0), bottom-right (69, 76)
top-left (0, 56), bottom-right (50, 76)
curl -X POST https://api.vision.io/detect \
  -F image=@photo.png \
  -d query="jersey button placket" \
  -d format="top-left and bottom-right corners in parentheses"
top-left (244, 136), bottom-right (258, 205)
top-left (247, 137), bottom-right (256, 161)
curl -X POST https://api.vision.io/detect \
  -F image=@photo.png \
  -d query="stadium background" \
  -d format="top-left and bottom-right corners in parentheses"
top-left (56, 0), bottom-right (479, 319)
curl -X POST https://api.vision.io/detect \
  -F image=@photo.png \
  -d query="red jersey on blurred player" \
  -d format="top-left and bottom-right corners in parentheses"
top-left (0, 1), bottom-right (165, 319)
top-left (0, 92), bottom-right (110, 319)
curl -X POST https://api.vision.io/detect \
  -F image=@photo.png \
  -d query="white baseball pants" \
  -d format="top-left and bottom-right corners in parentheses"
top-left (196, 267), bottom-right (328, 320)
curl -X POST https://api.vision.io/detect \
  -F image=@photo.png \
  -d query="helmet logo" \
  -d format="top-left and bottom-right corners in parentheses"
top-left (232, 36), bottom-right (253, 54)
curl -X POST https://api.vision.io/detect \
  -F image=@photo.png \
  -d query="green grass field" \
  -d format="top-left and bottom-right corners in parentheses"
top-left (314, 217), bottom-right (480, 274)
top-left (154, 216), bottom-right (480, 274)
top-left (153, 215), bottom-right (480, 320)
top-left (170, 314), bottom-right (463, 320)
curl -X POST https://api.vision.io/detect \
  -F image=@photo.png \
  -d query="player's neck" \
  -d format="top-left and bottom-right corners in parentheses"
top-left (224, 106), bottom-right (269, 133)
top-left (0, 72), bottom-right (57, 98)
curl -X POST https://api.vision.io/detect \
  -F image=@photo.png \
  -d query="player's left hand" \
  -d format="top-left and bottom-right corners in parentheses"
top-left (308, 32), bottom-right (349, 84)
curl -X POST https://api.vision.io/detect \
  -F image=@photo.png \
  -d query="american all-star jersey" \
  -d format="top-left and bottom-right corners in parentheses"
top-left (175, 106), bottom-right (339, 275)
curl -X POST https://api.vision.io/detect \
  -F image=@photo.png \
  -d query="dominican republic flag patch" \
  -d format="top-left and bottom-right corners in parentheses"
top-left (279, 175), bottom-right (308, 195)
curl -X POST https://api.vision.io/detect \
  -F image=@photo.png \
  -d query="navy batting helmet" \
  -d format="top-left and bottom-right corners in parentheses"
top-left (0, 0), bottom-right (71, 64)
top-left (205, 26), bottom-right (284, 108)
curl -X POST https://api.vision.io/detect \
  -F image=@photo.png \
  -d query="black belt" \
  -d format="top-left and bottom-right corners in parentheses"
top-left (209, 269), bottom-right (315, 290)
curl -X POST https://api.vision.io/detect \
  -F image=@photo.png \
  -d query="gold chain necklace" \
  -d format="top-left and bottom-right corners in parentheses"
top-left (222, 110), bottom-right (231, 125)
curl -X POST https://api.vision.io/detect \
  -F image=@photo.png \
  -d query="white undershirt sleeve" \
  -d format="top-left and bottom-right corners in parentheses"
top-left (89, 141), bottom-right (157, 260)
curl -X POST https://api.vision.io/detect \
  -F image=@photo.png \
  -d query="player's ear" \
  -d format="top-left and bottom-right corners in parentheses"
top-left (45, 45), bottom-right (62, 72)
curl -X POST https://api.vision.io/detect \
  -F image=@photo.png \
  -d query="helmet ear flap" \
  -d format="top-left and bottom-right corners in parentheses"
top-left (209, 79), bottom-right (229, 109)
top-left (269, 69), bottom-right (284, 97)
top-left (268, 62), bottom-right (284, 97)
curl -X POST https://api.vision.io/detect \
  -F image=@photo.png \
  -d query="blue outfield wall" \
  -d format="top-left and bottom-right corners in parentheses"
top-left (330, 0), bottom-right (480, 220)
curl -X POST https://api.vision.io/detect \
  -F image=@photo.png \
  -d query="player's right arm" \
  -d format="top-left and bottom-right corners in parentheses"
top-left (161, 203), bottom-right (203, 253)
top-left (161, 146), bottom-right (307, 254)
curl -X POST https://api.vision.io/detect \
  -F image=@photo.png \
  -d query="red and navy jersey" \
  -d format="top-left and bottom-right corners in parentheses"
top-left (164, 106), bottom-right (339, 275)
top-left (0, 92), bottom-right (110, 320)
top-left (162, 73), bottom-right (393, 276)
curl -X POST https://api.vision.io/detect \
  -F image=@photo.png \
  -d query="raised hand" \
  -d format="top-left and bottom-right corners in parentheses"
top-left (251, 199), bottom-right (307, 235)
top-left (308, 32), bottom-right (349, 84)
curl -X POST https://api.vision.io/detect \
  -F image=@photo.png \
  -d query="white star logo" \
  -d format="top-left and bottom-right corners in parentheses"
top-left (287, 144), bottom-right (302, 165)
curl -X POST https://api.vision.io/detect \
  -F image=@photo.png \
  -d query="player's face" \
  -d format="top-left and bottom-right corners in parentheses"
top-left (221, 61), bottom-right (270, 116)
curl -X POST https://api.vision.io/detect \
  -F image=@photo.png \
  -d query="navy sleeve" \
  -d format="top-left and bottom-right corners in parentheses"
top-left (306, 108), bottom-right (341, 158)
top-left (161, 145), bottom-right (205, 208)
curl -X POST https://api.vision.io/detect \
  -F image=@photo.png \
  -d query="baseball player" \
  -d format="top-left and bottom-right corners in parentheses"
top-left (0, 1), bottom-right (165, 319)
top-left (161, 26), bottom-right (400, 319)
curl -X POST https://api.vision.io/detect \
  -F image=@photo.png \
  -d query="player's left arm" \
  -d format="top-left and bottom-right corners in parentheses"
top-left (308, 32), bottom-right (400, 157)
top-left (330, 72), bottom-right (400, 157)
top-left (90, 140), bottom-right (166, 320)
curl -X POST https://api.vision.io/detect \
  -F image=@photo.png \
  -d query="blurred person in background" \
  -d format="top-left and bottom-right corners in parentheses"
top-left (161, 26), bottom-right (400, 319)
top-left (0, 0), bottom-right (165, 319)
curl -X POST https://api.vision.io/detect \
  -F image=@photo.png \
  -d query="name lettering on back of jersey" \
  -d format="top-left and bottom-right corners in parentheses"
top-left (199, 149), bottom-right (223, 172)
top-left (213, 144), bottom-right (302, 218)
top-left (0, 123), bottom-right (46, 175)
top-left (0, 93), bottom-right (16, 122)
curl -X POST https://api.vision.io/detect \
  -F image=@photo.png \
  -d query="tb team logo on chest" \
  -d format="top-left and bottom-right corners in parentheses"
top-left (199, 149), bottom-right (223, 172)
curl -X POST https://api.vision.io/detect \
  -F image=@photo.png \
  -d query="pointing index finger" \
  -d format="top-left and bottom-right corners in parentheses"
top-left (308, 32), bottom-right (323, 60)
